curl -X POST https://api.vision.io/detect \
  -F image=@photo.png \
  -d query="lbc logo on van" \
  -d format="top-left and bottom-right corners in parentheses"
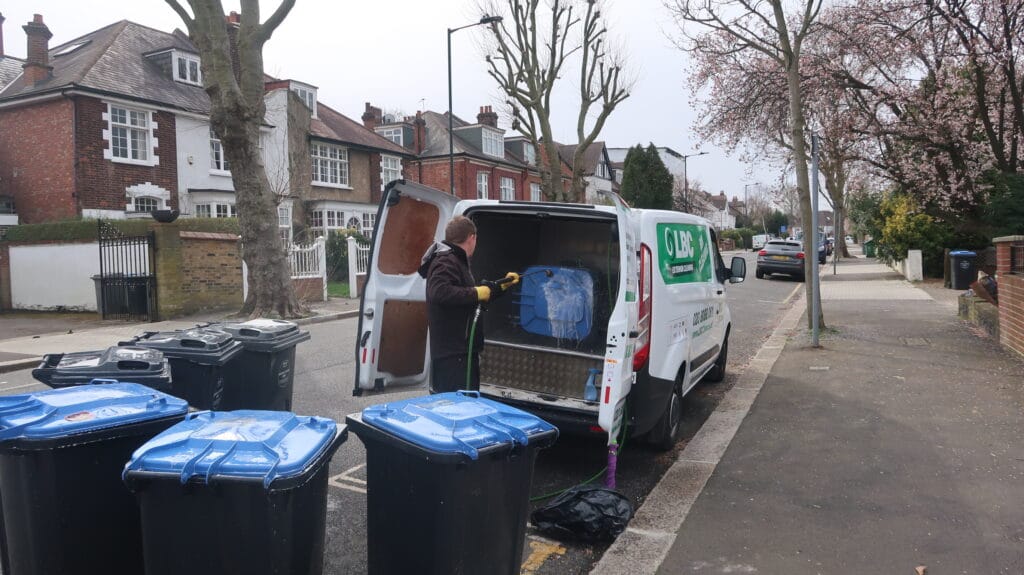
top-left (664, 228), bottom-right (695, 260)
top-left (657, 223), bottom-right (711, 285)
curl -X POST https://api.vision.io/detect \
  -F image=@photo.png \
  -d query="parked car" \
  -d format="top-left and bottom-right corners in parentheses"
top-left (845, 235), bottom-right (854, 244)
top-left (756, 239), bottom-right (806, 280)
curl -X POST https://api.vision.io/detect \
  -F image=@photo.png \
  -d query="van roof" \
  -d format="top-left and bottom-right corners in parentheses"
top-left (456, 200), bottom-right (710, 225)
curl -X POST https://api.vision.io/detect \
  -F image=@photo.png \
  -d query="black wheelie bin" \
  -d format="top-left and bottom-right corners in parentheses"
top-left (346, 390), bottom-right (558, 575)
top-left (123, 410), bottom-right (347, 575)
top-left (125, 328), bottom-right (243, 409)
top-left (0, 383), bottom-right (189, 575)
top-left (206, 319), bottom-right (311, 410)
top-left (31, 346), bottom-right (172, 391)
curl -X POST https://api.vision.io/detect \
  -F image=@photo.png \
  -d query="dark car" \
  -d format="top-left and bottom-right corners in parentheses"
top-left (756, 239), bottom-right (806, 280)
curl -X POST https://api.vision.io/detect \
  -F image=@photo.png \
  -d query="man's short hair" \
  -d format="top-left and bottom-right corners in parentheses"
top-left (445, 216), bottom-right (477, 244)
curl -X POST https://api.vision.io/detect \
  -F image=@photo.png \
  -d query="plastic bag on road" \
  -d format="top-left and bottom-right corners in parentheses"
top-left (530, 486), bottom-right (634, 542)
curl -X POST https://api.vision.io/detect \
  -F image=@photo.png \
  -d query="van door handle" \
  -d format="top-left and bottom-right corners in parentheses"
top-left (716, 289), bottom-right (724, 295)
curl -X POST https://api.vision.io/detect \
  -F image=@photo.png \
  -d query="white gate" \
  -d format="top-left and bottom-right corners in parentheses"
top-left (242, 237), bottom-right (327, 302)
top-left (346, 236), bottom-right (371, 299)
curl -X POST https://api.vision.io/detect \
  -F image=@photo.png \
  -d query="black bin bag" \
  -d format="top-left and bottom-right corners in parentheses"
top-left (530, 486), bottom-right (634, 542)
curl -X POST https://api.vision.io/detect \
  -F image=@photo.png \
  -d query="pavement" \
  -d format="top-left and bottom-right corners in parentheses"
top-left (596, 246), bottom-right (1024, 574)
top-left (0, 297), bottom-right (358, 373)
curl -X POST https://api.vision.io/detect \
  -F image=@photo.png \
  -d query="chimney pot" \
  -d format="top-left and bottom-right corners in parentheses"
top-left (362, 102), bottom-right (382, 130)
top-left (0, 12), bottom-right (6, 57)
top-left (22, 14), bottom-right (53, 85)
top-left (226, 11), bottom-right (241, 25)
top-left (477, 105), bottom-right (499, 128)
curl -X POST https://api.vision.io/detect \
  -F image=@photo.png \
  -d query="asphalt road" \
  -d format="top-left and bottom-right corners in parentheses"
top-left (0, 251), bottom-right (801, 574)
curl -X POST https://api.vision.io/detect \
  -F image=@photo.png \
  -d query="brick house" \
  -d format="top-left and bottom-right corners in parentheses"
top-left (0, 14), bottom-right (406, 243)
top-left (361, 103), bottom-right (570, 202)
top-left (558, 141), bottom-right (617, 204)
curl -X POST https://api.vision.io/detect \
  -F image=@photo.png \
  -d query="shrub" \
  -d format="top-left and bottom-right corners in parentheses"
top-left (3, 217), bottom-right (241, 243)
top-left (325, 229), bottom-right (369, 282)
top-left (877, 195), bottom-right (950, 277)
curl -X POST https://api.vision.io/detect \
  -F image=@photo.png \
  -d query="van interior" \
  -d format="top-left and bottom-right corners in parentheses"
top-left (467, 207), bottom-right (620, 401)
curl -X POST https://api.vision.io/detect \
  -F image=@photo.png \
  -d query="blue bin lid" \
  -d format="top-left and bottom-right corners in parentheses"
top-left (124, 411), bottom-right (339, 487)
top-left (0, 382), bottom-right (188, 443)
top-left (949, 250), bottom-right (977, 256)
top-left (360, 391), bottom-right (557, 460)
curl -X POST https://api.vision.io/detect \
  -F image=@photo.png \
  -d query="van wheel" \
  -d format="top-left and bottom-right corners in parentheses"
top-left (649, 389), bottom-right (683, 451)
top-left (704, 333), bottom-right (728, 383)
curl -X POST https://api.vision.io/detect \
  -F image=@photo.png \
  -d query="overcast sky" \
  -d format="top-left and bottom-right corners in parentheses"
top-left (2, 0), bottom-right (780, 201)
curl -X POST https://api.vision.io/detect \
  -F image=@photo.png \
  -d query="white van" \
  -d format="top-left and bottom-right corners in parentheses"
top-left (354, 181), bottom-right (746, 449)
top-left (752, 234), bottom-right (771, 250)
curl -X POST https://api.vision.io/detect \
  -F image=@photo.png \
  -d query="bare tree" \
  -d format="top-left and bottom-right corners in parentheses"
top-left (483, 0), bottom-right (630, 202)
top-left (165, 0), bottom-right (304, 318)
top-left (669, 0), bottom-right (823, 329)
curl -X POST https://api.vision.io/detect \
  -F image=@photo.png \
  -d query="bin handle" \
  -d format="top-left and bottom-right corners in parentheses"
top-left (116, 360), bottom-right (150, 371)
top-left (179, 338), bottom-right (208, 348)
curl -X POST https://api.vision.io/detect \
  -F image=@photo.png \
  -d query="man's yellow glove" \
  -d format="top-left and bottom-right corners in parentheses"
top-left (502, 272), bottom-right (520, 290)
top-left (475, 286), bottom-right (491, 301)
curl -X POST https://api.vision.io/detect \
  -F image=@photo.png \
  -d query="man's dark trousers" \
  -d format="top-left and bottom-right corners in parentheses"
top-left (430, 354), bottom-right (480, 393)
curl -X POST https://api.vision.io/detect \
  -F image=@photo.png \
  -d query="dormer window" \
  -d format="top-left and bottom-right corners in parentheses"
top-left (290, 82), bottom-right (318, 118)
top-left (482, 128), bottom-right (504, 158)
top-left (175, 52), bottom-right (202, 86)
top-left (523, 142), bottom-right (536, 165)
top-left (377, 127), bottom-right (403, 145)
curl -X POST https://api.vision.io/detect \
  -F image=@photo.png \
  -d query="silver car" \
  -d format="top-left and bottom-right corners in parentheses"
top-left (756, 239), bottom-right (805, 280)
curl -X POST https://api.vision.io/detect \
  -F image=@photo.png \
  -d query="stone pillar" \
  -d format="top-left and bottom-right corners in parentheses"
top-left (150, 222), bottom-right (184, 320)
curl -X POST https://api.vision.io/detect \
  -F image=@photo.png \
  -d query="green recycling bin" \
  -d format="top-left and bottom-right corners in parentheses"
top-left (864, 239), bottom-right (876, 258)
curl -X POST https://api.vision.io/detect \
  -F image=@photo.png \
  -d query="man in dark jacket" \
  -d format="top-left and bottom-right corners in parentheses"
top-left (418, 216), bottom-right (518, 393)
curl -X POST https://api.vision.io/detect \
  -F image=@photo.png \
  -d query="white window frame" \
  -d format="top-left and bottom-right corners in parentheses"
top-left (209, 127), bottom-right (230, 174)
top-left (530, 182), bottom-right (542, 202)
top-left (277, 204), bottom-right (292, 246)
top-left (481, 128), bottom-right (504, 158)
top-left (346, 216), bottom-right (362, 230)
top-left (311, 142), bottom-right (350, 188)
top-left (523, 142), bottom-right (536, 165)
top-left (476, 172), bottom-right (490, 199)
top-left (133, 196), bottom-right (160, 213)
top-left (361, 212), bottom-right (376, 237)
top-left (290, 82), bottom-right (317, 118)
top-left (103, 103), bottom-right (158, 167)
top-left (500, 176), bottom-right (515, 201)
top-left (174, 51), bottom-right (202, 86)
top-left (194, 202), bottom-right (236, 218)
top-left (377, 127), bottom-right (403, 145)
top-left (380, 155), bottom-right (402, 190)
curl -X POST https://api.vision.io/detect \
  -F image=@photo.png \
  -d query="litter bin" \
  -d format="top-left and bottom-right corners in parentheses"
top-left (0, 383), bottom-right (188, 575)
top-left (31, 346), bottom-right (172, 391)
top-left (346, 391), bottom-right (558, 575)
top-left (206, 319), bottom-right (311, 411)
top-left (950, 250), bottom-right (978, 290)
top-left (125, 328), bottom-right (244, 409)
top-left (122, 410), bottom-right (346, 575)
top-left (864, 239), bottom-right (876, 258)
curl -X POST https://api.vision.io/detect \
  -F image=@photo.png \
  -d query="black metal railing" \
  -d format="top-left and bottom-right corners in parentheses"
top-left (1011, 243), bottom-right (1024, 274)
top-left (98, 220), bottom-right (156, 321)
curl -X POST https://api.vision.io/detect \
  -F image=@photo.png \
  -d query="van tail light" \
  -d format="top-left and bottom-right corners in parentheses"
top-left (796, 252), bottom-right (805, 259)
top-left (634, 244), bottom-right (652, 371)
top-left (758, 250), bottom-right (767, 256)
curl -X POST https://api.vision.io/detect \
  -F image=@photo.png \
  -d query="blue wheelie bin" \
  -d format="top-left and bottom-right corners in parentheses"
top-left (346, 391), bottom-right (558, 575)
top-left (123, 410), bottom-right (347, 575)
top-left (0, 383), bottom-right (188, 575)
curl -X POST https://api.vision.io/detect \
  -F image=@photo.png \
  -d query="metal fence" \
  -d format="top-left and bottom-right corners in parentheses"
top-left (1012, 242), bottom-right (1024, 274)
top-left (97, 220), bottom-right (155, 321)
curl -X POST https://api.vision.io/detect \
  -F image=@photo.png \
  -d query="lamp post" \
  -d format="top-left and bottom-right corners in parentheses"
top-left (448, 15), bottom-right (503, 196)
top-left (681, 151), bottom-right (707, 214)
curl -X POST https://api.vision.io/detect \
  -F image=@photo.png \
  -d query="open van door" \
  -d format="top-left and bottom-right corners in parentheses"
top-left (596, 191), bottom-right (638, 443)
top-left (353, 181), bottom-right (459, 396)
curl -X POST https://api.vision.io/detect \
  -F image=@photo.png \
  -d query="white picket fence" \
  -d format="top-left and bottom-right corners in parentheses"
top-left (347, 236), bottom-right (371, 299)
top-left (242, 237), bottom-right (327, 302)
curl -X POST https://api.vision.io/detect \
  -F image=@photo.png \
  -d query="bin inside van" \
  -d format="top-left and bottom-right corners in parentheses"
top-left (467, 207), bottom-right (620, 402)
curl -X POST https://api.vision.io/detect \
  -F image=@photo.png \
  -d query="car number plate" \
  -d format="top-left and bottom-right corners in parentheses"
top-left (770, 255), bottom-right (790, 261)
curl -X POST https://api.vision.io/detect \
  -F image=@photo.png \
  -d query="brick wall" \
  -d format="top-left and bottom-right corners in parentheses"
top-left (995, 236), bottom-right (1024, 357)
top-left (292, 277), bottom-right (325, 303)
top-left (75, 96), bottom-right (179, 213)
top-left (0, 98), bottom-right (77, 224)
top-left (178, 231), bottom-right (244, 315)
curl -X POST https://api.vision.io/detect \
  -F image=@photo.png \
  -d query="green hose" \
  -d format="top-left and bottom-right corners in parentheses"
top-left (466, 305), bottom-right (481, 390)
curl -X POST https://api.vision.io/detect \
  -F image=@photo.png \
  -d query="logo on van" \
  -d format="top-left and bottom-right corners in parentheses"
top-left (657, 223), bottom-right (712, 284)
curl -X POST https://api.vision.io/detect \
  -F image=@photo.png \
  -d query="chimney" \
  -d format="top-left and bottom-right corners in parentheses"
top-left (413, 111), bottom-right (426, 154)
top-left (1, 13), bottom-right (6, 57)
top-left (362, 102), bottom-right (382, 130)
top-left (226, 11), bottom-right (241, 25)
top-left (477, 105), bottom-right (498, 128)
top-left (22, 14), bottom-right (53, 85)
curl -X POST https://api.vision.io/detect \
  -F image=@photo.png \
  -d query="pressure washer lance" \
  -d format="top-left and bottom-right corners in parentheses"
top-left (464, 268), bottom-right (555, 390)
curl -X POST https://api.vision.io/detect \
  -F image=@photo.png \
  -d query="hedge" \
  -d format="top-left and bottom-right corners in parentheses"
top-left (2, 217), bottom-right (241, 243)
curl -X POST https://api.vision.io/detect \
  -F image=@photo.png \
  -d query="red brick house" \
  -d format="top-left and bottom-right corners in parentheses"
top-left (360, 103), bottom-right (571, 202)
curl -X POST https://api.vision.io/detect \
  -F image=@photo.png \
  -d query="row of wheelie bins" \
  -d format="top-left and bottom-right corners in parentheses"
top-left (31, 318), bottom-right (309, 411)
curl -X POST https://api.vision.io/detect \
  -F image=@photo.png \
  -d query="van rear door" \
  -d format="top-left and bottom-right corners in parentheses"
top-left (597, 191), bottom-right (638, 442)
top-left (353, 181), bottom-right (458, 395)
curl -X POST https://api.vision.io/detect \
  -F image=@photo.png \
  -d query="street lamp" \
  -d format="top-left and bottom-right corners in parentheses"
top-left (448, 15), bottom-right (503, 195)
top-left (681, 151), bottom-right (708, 214)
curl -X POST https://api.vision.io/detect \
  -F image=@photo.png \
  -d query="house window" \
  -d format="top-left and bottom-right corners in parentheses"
top-left (134, 196), bottom-right (159, 213)
top-left (108, 105), bottom-right (154, 163)
top-left (326, 210), bottom-right (338, 227)
top-left (216, 203), bottom-right (236, 218)
top-left (481, 128), bottom-right (504, 158)
top-left (347, 216), bottom-right (361, 230)
top-left (596, 161), bottom-right (609, 179)
top-left (291, 83), bottom-right (317, 118)
top-left (362, 213), bottom-right (376, 236)
top-left (381, 155), bottom-right (401, 190)
top-left (500, 177), bottom-right (515, 201)
top-left (311, 210), bottom-right (324, 228)
top-left (523, 142), bottom-right (536, 165)
top-left (175, 52), bottom-right (202, 86)
top-left (378, 127), bottom-right (403, 145)
top-left (0, 196), bottom-right (14, 214)
top-left (209, 128), bottom-right (229, 172)
top-left (194, 202), bottom-right (235, 218)
top-left (278, 205), bottom-right (292, 246)
top-left (530, 182), bottom-right (541, 202)
top-left (311, 143), bottom-right (349, 187)
top-left (195, 204), bottom-right (212, 218)
top-left (476, 172), bottom-right (489, 199)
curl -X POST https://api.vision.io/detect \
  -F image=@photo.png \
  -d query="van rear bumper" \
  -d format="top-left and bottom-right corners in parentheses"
top-left (479, 394), bottom-right (604, 436)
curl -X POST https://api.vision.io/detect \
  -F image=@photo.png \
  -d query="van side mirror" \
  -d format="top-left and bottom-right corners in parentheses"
top-left (729, 256), bottom-right (746, 283)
